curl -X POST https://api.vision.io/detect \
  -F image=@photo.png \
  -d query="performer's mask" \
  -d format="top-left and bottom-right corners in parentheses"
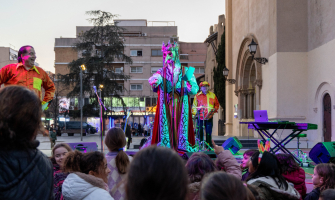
top-left (201, 86), bottom-right (208, 94)
top-left (162, 41), bottom-right (178, 68)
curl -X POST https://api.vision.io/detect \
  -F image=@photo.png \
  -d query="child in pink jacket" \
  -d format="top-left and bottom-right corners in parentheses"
top-left (213, 140), bottom-right (242, 179)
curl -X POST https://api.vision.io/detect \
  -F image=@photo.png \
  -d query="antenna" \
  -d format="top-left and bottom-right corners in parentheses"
top-left (9, 43), bottom-right (15, 49)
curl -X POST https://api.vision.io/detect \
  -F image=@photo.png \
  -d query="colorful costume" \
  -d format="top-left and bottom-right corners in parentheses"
top-left (0, 63), bottom-right (55, 109)
top-left (149, 42), bottom-right (198, 153)
top-left (53, 163), bottom-right (69, 200)
top-left (192, 81), bottom-right (219, 146)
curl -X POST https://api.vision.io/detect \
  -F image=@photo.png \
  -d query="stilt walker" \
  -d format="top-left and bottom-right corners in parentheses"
top-left (147, 41), bottom-right (199, 153)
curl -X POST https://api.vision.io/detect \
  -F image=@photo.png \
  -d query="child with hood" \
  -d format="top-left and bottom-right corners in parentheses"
top-left (247, 151), bottom-right (301, 200)
top-left (62, 151), bottom-right (113, 200)
top-left (276, 153), bottom-right (306, 199)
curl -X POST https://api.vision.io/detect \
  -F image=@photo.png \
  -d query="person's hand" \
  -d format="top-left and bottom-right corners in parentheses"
top-left (212, 140), bottom-right (224, 155)
top-left (42, 103), bottom-right (48, 111)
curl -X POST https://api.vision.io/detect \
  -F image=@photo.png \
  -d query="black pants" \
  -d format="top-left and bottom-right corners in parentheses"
top-left (50, 139), bottom-right (56, 148)
top-left (197, 118), bottom-right (213, 147)
top-left (127, 137), bottom-right (131, 149)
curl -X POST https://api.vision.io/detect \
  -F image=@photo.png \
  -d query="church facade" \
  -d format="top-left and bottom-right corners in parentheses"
top-left (225, 0), bottom-right (335, 147)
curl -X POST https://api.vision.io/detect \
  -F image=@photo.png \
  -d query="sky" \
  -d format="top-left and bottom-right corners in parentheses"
top-left (0, 0), bottom-right (225, 72)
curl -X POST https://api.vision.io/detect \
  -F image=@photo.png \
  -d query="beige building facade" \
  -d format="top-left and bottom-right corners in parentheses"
top-left (54, 20), bottom-right (206, 126)
top-left (204, 14), bottom-right (225, 136)
top-left (225, 0), bottom-right (335, 147)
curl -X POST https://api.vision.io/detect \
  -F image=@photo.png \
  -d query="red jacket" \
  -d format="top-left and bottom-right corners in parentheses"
top-left (282, 167), bottom-right (306, 200)
top-left (0, 63), bottom-right (55, 104)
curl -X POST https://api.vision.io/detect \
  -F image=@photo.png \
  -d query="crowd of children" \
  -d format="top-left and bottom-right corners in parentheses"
top-left (50, 131), bottom-right (335, 200)
top-left (1, 86), bottom-right (335, 200)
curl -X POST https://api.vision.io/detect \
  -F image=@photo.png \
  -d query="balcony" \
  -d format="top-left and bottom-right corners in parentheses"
top-left (180, 54), bottom-right (189, 60)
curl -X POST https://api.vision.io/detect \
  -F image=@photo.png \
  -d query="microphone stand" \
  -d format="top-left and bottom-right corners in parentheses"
top-left (202, 107), bottom-right (205, 150)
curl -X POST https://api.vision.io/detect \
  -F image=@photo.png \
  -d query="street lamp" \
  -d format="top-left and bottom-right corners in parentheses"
top-left (80, 64), bottom-right (86, 141)
top-left (223, 67), bottom-right (229, 77)
top-left (248, 39), bottom-right (258, 55)
top-left (222, 66), bottom-right (236, 84)
top-left (248, 39), bottom-right (268, 65)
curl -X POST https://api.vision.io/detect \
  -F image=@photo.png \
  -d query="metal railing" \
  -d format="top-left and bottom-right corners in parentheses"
top-left (147, 21), bottom-right (175, 26)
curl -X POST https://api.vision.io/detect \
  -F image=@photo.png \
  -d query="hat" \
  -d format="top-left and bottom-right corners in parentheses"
top-left (199, 81), bottom-right (210, 87)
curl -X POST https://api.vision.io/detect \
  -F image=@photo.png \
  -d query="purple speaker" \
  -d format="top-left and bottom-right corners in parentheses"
top-left (67, 142), bottom-right (98, 153)
top-left (309, 142), bottom-right (335, 164)
top-left (222, 137), bottom-right (243, 155)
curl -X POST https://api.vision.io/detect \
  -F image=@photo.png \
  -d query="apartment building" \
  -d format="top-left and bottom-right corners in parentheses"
top-left (54, 19), bottom-right (206, 127)
top-left (0, 46), bottom-right (18, 69)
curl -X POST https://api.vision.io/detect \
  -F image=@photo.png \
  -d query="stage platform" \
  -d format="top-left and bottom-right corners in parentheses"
top-left (212, 136), bottom-right (258, 149)
top-left (133, 135), bottom-right (259, 149)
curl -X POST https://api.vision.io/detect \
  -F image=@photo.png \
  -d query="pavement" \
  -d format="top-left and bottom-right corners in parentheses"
top-left (38, 133), bottom-right (314, 194)
top-left (37, 133), bottom-right (144, 156)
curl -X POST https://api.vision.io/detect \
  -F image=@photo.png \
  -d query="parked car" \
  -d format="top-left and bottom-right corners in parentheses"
top-left (58, 121), bottom-right (98, 136)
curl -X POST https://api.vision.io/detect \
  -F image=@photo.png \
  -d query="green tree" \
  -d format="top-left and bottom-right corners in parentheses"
top-left (213, 31), bottom-right (226, 120)
top-left (58, 10), bottom-right (132, 127)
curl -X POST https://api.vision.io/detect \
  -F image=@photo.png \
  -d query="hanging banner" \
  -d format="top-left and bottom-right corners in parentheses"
top-left (59, 98), bottom-right (70, 113)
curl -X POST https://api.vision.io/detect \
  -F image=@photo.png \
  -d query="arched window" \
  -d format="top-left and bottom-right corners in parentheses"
top-left (235, 36), bottom-right (262, 120)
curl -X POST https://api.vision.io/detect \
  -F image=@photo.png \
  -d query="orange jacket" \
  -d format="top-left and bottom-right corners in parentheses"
top-left (192, 91), bottom-right (219, 120)
top-left (0, 63), bottom-right (55, 104)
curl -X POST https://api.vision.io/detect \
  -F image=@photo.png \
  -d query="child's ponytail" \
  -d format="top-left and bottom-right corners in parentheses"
top-left (105, 128), bottom-right (130, 174)
top-left (116, 149), bottom-right (130, 174)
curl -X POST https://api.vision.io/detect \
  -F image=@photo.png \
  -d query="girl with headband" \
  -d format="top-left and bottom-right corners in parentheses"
top-left (246, 139), bottom-right (301, 200)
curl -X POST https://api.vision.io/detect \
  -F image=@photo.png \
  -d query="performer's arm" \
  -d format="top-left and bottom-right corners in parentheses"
top-left (148, 69), bottom-right (163, 89)
top-left (0, 65), bottom-right (10, 87)
top-left (192, 95), bottom-right (198, 116)
top-left (214, 95), bottom-right (220, 113)
top-left (42, 71), bottom-right (56, 104)
top-left (185, 67), bottom-right (199, 95)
